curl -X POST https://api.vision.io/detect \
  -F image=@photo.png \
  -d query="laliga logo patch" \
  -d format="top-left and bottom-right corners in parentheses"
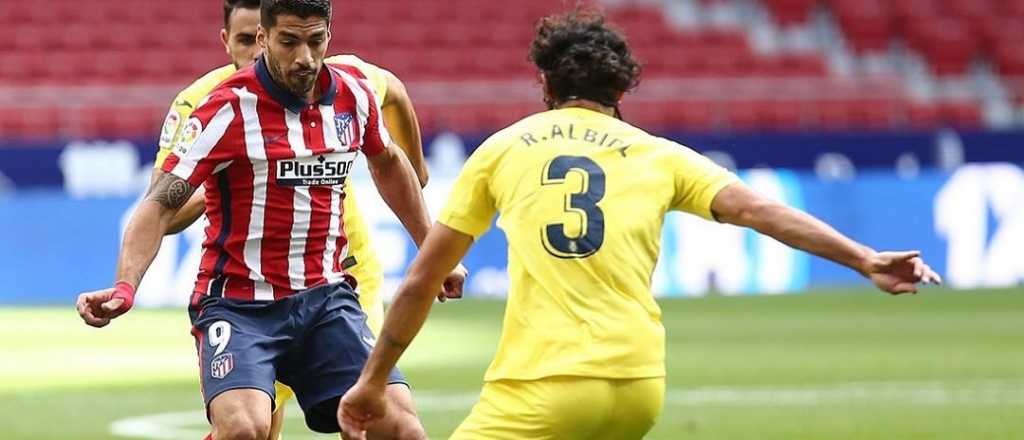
top-left (210, 352), bottom-right (234, 379)
top-left (175, 118), bottom-right (203, 157)
top-left (159, 110), bottom-right (181, 147)
top-left (334, 112), bottom-right (355, 148)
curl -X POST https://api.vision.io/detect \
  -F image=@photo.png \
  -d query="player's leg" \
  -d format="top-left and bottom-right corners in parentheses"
top-left (209, 389), bottom-right (273, 440)
top-left (285, 282), bottom-right (425, 438)
top-left (190, 298), bottom-right (293, 440)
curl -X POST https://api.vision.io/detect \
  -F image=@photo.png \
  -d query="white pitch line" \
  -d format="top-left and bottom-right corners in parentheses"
top-left (110, 379), bottom-right (1024, 440)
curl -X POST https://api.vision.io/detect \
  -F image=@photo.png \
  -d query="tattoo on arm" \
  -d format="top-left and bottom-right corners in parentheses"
top-left (146, 173), bottom-right (196, 210)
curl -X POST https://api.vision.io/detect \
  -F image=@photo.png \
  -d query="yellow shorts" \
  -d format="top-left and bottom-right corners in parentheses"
top-left (451, 376), bottom-right (665, 440)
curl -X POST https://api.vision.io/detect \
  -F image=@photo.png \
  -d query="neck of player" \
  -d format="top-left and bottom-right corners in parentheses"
top-left (556, 99), bottom-right (617, 118)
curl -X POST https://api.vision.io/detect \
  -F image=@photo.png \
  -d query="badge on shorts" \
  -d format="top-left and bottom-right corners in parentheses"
top-left (211, 353), bottom-right (234, 379)
top-left (335, 112), bottom-right (355, 148)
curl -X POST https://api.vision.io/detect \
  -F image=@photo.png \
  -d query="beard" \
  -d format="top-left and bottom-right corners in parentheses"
top-left (267, 53), bottom-right (318, 97)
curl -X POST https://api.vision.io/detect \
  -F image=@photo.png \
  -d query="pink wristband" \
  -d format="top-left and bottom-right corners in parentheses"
top-left (111, 281), bottom-right (136, 314)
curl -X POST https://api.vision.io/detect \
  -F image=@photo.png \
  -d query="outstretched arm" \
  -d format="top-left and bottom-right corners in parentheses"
top-left (77, 172), bottom-right (196, 327)
top-left (381, 72), bottom-right (428, 188)
top-left (711, 182), bottom-right (941, 294)
top-left (340, 224), bottom-right (473, 437)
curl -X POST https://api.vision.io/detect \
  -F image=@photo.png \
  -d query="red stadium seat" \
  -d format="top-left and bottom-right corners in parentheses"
top-left (0, 0), bottom-right (1004, 136)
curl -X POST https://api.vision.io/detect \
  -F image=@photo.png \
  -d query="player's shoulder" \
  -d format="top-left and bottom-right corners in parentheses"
top-left (479, 111), bottom-right (552, 152)
top-left (175, 64), bottom-right (238, 109)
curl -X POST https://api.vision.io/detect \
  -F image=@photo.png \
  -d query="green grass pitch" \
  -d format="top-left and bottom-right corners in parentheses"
top-left (3, 287), bottom-right (1024, 439)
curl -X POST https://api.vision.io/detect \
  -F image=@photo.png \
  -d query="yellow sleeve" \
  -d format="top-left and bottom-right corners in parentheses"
top-left (437, 142), bottom-right (501, 239)
top-left (154, 96), bottom-right (193, 169)
top-left (667, 141), bottom-right (739, 220)
top-left (326, 54), bottom-right (390, 103)
top-left (154, 64), bottom-right (237, 169)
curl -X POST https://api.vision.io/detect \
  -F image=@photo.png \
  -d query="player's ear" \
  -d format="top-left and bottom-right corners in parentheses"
top-left (257, 25), bottom-right (268, 50)
top-left (220, 29), bottom-right (231, 54)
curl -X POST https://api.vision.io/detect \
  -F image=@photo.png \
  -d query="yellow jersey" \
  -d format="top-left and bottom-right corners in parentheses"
top-left (155, 55), bottom-right (390, 332)
top-left (439, 107), bottom-right (739, 381)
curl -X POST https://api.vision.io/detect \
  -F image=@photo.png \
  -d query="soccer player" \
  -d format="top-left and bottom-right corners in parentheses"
top-left (338, 10), bottom-right (943, 440)
top-left (76, 1), bottom-right (463, 439)
top-left (153, 1), bottom-right (428, 439)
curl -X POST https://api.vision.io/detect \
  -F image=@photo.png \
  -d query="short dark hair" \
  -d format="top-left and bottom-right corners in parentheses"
top-left (223, 0), bottom-right (261, 30)
top-left (529, 9), bottom-right (641, 107)
top-left (260, 0), bottom-right (332, 29)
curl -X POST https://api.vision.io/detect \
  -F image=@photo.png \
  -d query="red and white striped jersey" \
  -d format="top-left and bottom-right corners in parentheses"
top-left (161, 56), bottom-right (391, 304)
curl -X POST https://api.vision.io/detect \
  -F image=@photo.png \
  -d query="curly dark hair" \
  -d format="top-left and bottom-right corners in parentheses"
top-left (529, 9), bottom-right (641, 108)
top-left (223, 0), bottom-right (261, 30)
top-left (260, 0), bottom-right (332, 29)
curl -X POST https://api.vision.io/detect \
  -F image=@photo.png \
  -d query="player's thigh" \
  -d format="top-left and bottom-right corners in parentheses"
top-left (190, 299), bottom-right (286, 416)
top-left (209, 389), bottom-right (273, 440)
top-left (598, 377), bottom-right (665, 440)
top-left (451, 377), bottom-right (611, 440)
top-left (282, 283), bottom-right (406, 433)
top-left (363, 384), bottom-right (426, 440)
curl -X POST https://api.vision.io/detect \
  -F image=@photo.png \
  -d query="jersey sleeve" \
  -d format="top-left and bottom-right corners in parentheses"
top-left (359, 82), bottom-right (391, 157)
top-left (668, 141), bottom-right (740, 220)
top-left (154, 94), bottom-right (193, 169)
top-left (159, 91), bottom-right (241, 187)
top-left (438, 142), bottom-right (500, 239)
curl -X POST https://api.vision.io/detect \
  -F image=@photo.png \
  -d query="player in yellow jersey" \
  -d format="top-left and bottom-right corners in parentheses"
top-left (339, 9), bottom-right (943, 440)
top-left (151, 1), bottom-right (428, 439)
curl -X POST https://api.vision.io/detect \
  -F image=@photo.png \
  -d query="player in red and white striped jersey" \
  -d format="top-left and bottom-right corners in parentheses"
top-left (76, 1), bottom-right (464, 438)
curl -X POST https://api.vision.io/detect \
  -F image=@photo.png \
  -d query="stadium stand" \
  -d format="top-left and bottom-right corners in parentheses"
top-left (0, 0), bottom-right (1021, 138)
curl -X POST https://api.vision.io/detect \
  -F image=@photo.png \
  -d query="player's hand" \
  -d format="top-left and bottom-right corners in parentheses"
top-left (863, 251), bottom-right (942, 295)
top-left (437, 263), bottom-right (468, 303)
top-left (76, 282), bottom-right (136, 327)
top-left (339, 380), bottom-right (388, 440)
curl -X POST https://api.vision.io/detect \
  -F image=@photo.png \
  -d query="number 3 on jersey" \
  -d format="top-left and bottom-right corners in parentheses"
top-left (541, 155), bottom-right (606, 258)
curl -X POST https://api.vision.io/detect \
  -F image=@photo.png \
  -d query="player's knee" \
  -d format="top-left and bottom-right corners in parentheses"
top-left (214, 413), bottom-right (271, 440)
top-left (393, 418), bottom-right (427, 440)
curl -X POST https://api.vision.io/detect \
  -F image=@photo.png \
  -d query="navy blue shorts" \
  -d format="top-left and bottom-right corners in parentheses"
top-left (189, 281), bottom-right (406, 433)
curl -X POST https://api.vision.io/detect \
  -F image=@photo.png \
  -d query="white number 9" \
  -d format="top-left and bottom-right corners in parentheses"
top-left (209, 321), bottom-right (232, 356)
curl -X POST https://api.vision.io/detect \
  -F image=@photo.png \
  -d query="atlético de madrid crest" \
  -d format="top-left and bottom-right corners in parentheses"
top-left (335, 112), bottom-right (355, 149)
top-left (211, 353), bottom-right (234, 379)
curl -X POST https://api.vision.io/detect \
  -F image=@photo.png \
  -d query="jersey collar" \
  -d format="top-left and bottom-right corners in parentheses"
top-left (255, 56), bottom-right (338, 114)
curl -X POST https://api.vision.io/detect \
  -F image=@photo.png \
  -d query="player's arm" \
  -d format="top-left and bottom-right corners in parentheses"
top-left (366, 142), bottom-right (432, 245)
top-left (710, 182), bottom-right (942, 294)
top-left (340, 224), bottom-right (473, 437)
top-left (77, 173), bottom-right (197, 327)
top-left (380, 71), bottom-right (428, 188)
top-left (77, 92), bottom-right (238, 327)
top-left (341, 139), bottom-right (498, 437)
top-left (165, 188), bottom-right (206, 235)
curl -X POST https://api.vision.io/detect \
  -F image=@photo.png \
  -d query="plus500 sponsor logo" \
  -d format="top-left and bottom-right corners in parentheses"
top-left (277, 153), bottom-right (355, 187)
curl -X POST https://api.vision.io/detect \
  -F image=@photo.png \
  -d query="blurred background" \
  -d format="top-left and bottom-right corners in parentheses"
top-left (1, 0), bottom-right (1023, 439)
